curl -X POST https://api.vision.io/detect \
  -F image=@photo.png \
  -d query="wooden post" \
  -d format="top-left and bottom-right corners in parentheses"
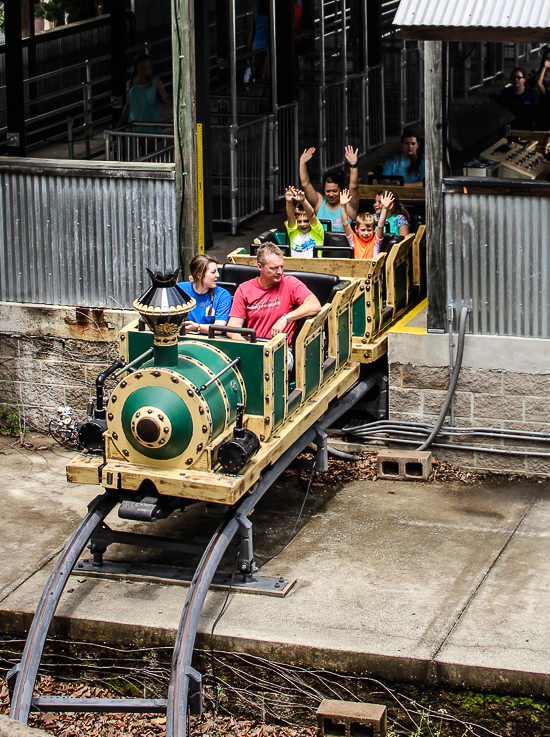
top-left (424, 41), bottom-right (445, 332)
top-left (171, 0), bottom-right (199, 278)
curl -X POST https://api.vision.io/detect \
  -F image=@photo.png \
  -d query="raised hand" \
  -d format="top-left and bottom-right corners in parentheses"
top-left (300, 148), bottom-right (316, 164)
top-left (380, 191), bottom-right (395, 210)
top-left (292, 188), bottom-right (305, 202)
top-left (340, 188), bottom-right (352, 206)
top-left (285, 186), bottom-right (295, 201)
top-left (344, 145), bottom-right (358, 166)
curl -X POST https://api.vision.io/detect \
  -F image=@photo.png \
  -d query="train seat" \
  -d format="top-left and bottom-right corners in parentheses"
top-left (220, 264), bottom-right (341, 307)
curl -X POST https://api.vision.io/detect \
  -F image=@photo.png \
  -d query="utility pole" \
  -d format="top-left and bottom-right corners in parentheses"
top-left (171, 0), bottom-right (199, 278)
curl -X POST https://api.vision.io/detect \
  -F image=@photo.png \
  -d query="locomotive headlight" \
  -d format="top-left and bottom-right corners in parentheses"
top-left (130, 406), bottom-right (172, 448)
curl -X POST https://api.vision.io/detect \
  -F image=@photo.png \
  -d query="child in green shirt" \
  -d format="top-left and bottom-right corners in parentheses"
top-left (285, 186), bottom-right (324, 258)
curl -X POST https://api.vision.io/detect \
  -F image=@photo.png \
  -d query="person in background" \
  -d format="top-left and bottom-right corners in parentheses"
top-left (498, 67), bottom-right (539, 107)
top-left (247, 0), bottom-right (270, 88)
top-left (285, 186), bottom-right (324, 258)
top-left (381, 129), bottom-right (425, 186)
top-left (340, 189), bottom-right (382, 259)
top-left (299, 145), bottom-right (360, 229)
top-left (227, 244), bottom-right (321, 371)
top-left (375, 189), bottom-right (410, 236)
top-left (532, 46), bottom-right (550, 100)
top-left (117, 53), bottom-right (171, 133)
top-left (177, 255), bottom-right (231, 335)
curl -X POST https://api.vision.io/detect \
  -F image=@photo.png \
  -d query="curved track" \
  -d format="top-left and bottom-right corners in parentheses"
top-left (9, 378), bottom-right (374, 737)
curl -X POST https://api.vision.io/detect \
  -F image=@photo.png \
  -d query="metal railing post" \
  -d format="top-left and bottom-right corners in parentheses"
top-left (361, 71), bottom-right (368, 153)
top-left (84, 60), bottom-right (92, 157)
top-left (229, 123), bottom-right (238, 235)
top-left (292, 101), bottom-right (299, 186)
top-left (67, 118), bottom-right (74, 159)
top-left (268, 113), bottom-right (275, 212)
top-left (319, 0), bottom-right (326, 176)
top-left (104, 130), bottom-right (111, 161)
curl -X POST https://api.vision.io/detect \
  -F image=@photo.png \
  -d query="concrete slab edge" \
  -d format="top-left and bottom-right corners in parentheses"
top-left (2, 613), bottom-right (550, 699)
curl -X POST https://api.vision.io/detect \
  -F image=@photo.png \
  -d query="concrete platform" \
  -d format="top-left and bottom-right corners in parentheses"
top-left (2, 436), bottom-right (550, 696)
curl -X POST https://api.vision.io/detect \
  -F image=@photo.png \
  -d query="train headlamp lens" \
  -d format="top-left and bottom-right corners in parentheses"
top-left (136, 418), bottom-right (161, 443)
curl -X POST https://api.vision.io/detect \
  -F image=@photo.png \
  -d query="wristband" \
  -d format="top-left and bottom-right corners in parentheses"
top-left (350, 163), bottom-right (357, 168)
top-left (284, 313), bottom-right (291, 323)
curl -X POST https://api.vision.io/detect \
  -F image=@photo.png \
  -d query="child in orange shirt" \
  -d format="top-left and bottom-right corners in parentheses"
top-left (340, 189), bottom-right (394, 259)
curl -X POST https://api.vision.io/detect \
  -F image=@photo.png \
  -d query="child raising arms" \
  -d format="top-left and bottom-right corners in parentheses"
top-left (341, 189), bottom-right (395, 259)
top-left (285, 186), bottom-right (325, 258)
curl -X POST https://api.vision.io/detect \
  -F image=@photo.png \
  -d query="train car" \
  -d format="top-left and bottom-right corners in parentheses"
top-left (67, 225), bottom-right (425, 508)
top-left (67, 263), bottom-right (361, 507)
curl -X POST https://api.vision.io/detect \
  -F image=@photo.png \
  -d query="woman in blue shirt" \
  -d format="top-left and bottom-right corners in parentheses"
top-left (178, 255), bottom-right (232, 335)
top-left (382, 129), bottom-right (425, 186)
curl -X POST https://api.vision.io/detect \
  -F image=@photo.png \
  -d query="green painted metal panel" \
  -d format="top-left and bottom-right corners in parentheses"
top-left (305, 335), bottom-right (321, 400)
top-left (273, 343), bottom-right (286, 429)
top-left (197, 340), bottom-right (264, 416)
top-left (353, 296), bottom-right (366, 337)
top-left (178, 343), bottom-right (242, 424)
top-left (126, 329), bottom-right (154, 363)
top-left (373, 280), bottom-right (381, 334)
top-left (395, 262), bottom-right (408, 313)
top-left (142, 356), bottom-right (226, 437)
top-left (121, 386), bottom-right (191, 460)
top-left (338, 312), bottom-right (350, 367)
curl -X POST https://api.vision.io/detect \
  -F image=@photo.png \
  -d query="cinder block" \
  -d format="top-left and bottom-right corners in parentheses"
top-left (389, 388), bottom-right (422, 414)
top-left (377, 449), bottom-right (432, 481)
top-left (317, 699), bottom-right (387, 737)
top-left (456, 368), bottom-right (503, 394)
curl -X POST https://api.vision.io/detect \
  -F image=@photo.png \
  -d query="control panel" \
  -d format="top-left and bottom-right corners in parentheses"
top-left (480, 138), bottom-right (550, 180)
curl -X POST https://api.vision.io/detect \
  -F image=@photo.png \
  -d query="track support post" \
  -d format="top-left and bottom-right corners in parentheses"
top-left (313, 426), bottom-right (329, 472)
top-left (185, 666), bottom-right (203, 715)
top-left (235, 513), bottom-right (257, 578)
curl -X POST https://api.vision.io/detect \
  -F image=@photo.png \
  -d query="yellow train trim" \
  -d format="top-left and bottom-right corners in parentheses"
top-left (67, 363), bottom-right (360, 505)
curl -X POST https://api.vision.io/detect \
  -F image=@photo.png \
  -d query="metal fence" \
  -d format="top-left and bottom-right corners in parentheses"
top-left (451, 42), bottom-right (505, 98)
top-left (382, 42), bottom-right (424, 132)
top-left (297, 66), bottom-right (386, 178)
top-left (211, 116), bottom-right (267, 234)
top-left (0, 160), bottom-right (177, 309)
top-left (444, 185), bottom-right (550, 338)
top-left (104, 124), bottom-right (175, 163)
top-left (268, 102), bottom-right (299, 209)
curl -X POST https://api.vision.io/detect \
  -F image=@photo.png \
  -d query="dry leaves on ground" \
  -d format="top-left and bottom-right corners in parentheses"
top-left (1, 676), bottom-right (316, 737)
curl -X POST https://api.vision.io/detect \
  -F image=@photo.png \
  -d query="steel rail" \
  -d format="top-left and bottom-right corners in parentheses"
top-left (8, 376), bottom-right (374, 732)
top-left (9, 492), bottom-right (118, 724)
top-left (166, 376), bottom-right (375, 737)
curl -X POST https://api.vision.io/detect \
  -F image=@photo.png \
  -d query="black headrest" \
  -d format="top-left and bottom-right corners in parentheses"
top-left (286, 270), bottom-right (340, 305)
top-left (220, 264), bottom-right (340, 305)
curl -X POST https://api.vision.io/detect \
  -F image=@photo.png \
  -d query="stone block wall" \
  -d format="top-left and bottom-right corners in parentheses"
top-left (388, 331), bottom-right (550, 476)
top-left (0, 303), bottom-right (133, 433)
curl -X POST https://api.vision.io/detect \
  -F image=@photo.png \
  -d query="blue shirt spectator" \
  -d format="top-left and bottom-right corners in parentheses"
top-left (177, 255), bottom-right (232, 335)
top-left (382, 128), bottom-right (424, 186)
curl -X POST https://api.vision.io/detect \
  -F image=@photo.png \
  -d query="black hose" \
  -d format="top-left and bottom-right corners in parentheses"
top-left (418, 306), bottom-right (469, 451)
top-left (94, 358), bottom-right (126, 419)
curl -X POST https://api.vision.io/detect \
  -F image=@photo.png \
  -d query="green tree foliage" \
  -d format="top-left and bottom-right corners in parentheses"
top-left (34, 0), bottom-right (99, 27)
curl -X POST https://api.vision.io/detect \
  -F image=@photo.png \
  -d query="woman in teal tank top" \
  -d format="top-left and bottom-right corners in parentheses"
top-left (117, 53), bottom-right (172, 134)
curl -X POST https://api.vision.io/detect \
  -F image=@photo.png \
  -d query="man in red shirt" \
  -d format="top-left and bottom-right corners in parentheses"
top-left (227, 243), bottom-right (321, 369)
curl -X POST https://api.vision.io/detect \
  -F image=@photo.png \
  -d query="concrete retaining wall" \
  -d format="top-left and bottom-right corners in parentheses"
top-left (388, 331), bottom-right (550, 475)
top-left (0, 303), bottom-right (134, 432)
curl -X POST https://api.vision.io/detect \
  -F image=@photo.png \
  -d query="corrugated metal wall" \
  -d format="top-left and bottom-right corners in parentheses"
top-left (0, 162), bottom-right (177, 309)
top-left (444, 191), bottom-right (550, 338)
